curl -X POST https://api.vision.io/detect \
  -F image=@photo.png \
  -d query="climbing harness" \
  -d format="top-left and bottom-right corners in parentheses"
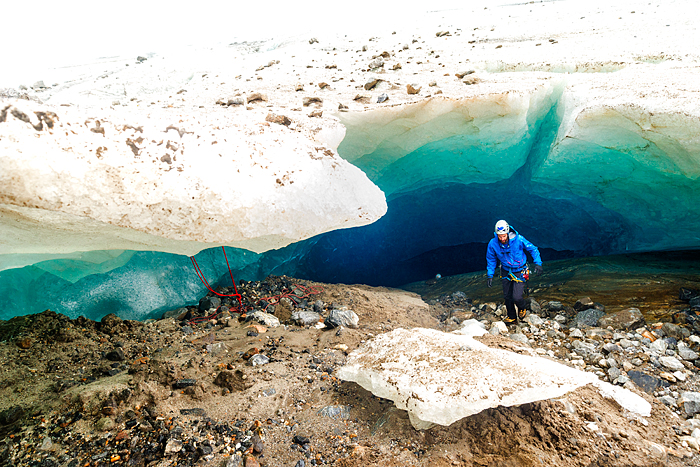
top-left (500, 264), bottom-right (530, 282)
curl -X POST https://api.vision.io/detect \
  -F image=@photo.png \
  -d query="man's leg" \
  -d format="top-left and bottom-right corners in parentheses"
top-left (513, 280), bottom-right (527, 317)
top-left (502, 278), bottom-right (516, 319)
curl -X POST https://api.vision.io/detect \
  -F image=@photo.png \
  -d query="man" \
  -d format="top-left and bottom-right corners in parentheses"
top-left (486, 220), bottom-right (543, 324)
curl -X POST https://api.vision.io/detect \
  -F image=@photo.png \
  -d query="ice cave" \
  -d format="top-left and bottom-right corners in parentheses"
top-left (1, 89), bottom-right (699, 322)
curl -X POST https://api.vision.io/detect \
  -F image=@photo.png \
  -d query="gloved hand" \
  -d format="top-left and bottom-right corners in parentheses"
top-left (533, 264), bottom-right (543, 275)
top-left (487, 277), bottom-right (493, 288)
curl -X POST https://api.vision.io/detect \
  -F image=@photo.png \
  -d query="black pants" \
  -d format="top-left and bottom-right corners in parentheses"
top-left (502, 278), bottom-right (526, 319)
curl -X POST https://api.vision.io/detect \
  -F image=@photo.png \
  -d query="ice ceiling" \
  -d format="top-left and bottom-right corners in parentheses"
top-left (2, 88), bottom-right (699, 321)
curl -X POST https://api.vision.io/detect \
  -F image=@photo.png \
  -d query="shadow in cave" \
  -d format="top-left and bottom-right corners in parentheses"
top-left (261, 179), bottom-right (632, 288)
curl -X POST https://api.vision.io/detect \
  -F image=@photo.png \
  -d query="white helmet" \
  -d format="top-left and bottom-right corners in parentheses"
top-left (495, 220), bottom-right (510, 235)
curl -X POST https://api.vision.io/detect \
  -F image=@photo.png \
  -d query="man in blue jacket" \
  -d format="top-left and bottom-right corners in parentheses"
top-left (486, 220), bottom-right (543, 323)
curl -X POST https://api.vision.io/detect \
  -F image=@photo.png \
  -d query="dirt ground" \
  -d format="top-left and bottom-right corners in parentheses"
top-left (0, 277), bottom-right (698, 467)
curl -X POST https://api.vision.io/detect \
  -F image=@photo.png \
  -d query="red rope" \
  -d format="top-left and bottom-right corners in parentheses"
top-left (189, 247), bottom-right (324, 323)
top-left (190, 247), bottom-right (242, 307)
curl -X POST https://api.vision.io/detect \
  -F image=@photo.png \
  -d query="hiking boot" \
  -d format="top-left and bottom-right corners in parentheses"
top-left (503, 316), bottom-right (517, 324)
top-left (518, 308), bottom-right (527, 320)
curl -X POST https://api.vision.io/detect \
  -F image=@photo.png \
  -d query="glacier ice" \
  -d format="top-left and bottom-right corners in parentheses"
top-left (337, 327), bottom-right (651, 429)
top-left (267, 80), bottom-right (700, 287)
top-left (0, 247), bottom-right (261, 322)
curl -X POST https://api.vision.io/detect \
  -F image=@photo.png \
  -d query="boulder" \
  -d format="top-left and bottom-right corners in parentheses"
top-left (680, 392), bottom-right (700, 415)
top-left (571, 309), bottom-right (605, 328)
top-left (291, 311), bottom-right (321, 326)
top-left (325, 309), bottom-right (359, 329)
top-left (597, 308), bottom-right (645, 330)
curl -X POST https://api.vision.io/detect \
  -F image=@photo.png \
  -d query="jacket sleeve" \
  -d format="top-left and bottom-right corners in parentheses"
top-left (486, 241), bottom-right (497, 278)
top-left (521, 236), bottom-right (542, 265)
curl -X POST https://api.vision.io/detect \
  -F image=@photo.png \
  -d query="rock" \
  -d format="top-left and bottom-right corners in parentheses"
top-left (662, 322), bottom-right (685, 340)
top-left (574, 297), bottom-right (594, 311)
top-left (249, 311), bottom-right (280, 327)
top-left (206, 342), bottom-right (227, 356)
top-left (455, 70), bottom-right (475, 79)
top-left (293, 435), bottom-right (311, 446)
top-left (265, 113), bottom-right (292, 126)
top-left (0, 406), bottom-right (24, 425)
top-left (597, 308), bottom-right (644, 330)
top-left (249, 354), bottom-right (270, 366)
top-left (244, 455), bottom-right (261, 467)
top-left (377, 93), bottom-right (389, 103)
top-left (509, 333), bottom-right (530, 345)
top-left (105, 348), bottom-right (125, 361)
top-left (173, 379), bottom-right (197, 389)
top-left (526, 314), bottom-right (544, 326)
top-left (569, 328), bottom-right (584, 338)
top-left (680, 392), bottom-right (700, 415)
top-left (291, 311), bottom-right (321, 326)
top-left (602, 343), bottom-right (622, 354)
top-left (627, 370), bottom-right (664, 394)
top-left (246, 93), bottom-right (268, 103)
top-left (659, 356), bottom-right (685, 371)
top-left (318, 82), bottom-right (329, 89)
top-left (38, 437), bottom-right (53, 451)
top-left (162, 307), bottom-right (187, 320)
top-left (607, 367), bottom-right (622, 380)
top-left (32, 80), bottom-right (46, 90)
top-left (214, 370), bottom-right (251, 392)
top-left (223, 454), bottom-right (243, 467)
top-left (407, 84), bottom-right (422, 94)
top-left (658, 395), bottom-right (677, 407)
top-left (436, 31), bottom-right (450, 37)
top-left (326, 309), bottom-right (359, 329)
top-left (308, 110), bottom-right (323, 118)
top-left (650, 339), bottom-right (668, 354)
top-left (164, 439), bottom-right (183, 455)
top-left (491, 321), bottom-right (507, 335)
top-left (364, 78), bottom-right (381, 90)
top-left (679, 344), bottom-right (699, 361)
top-left (659, 372), bottom-right (677, 383)
top-left (318, 405), bottom-right (351, 419)
top-left (199, 296), bottom-right (221, 312)
top-left (368, 57), bottom-right (384, 69)
top-left (392, 63), bottom-right (402, 70)
top-left (95, 417), bottom-right (116, 431)
top-left (302, 96), bottom-right (323, 107)
top-left (16, 337), bottom-right (31, 349)
top-left (571, 309), bottom-right (605, 328)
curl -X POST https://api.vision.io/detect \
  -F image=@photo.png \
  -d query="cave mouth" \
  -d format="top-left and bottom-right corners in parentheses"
top-left (262, 90), bottom-right (700, 288)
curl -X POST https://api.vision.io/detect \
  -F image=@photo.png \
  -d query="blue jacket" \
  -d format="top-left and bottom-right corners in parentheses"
top-left (486, 228), bottom-right (542, 278)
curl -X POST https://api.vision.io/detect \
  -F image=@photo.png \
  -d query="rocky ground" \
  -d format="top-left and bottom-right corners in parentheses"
top-left (2, 275), bottom-right (700, 467)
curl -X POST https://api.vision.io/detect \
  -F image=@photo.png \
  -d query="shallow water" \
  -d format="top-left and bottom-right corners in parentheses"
top-left (402, 250), bottom-right (700, 323)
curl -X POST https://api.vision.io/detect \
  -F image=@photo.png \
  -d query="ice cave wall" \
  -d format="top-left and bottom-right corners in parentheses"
top-left (2, 75), bottom-right (700, 321)
top-left (269, 78), bottom-right (700, 286)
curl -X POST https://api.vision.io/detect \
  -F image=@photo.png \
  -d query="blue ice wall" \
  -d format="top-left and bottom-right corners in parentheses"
top-left (0, 247), bottom-right (261, 322)
top-left (262, 92), bottom-right (700, 287)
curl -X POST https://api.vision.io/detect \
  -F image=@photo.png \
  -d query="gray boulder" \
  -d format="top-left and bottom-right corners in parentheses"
top-left (680, 392), bottom-right (700, 415)
top-left (571, 309), bottom-right (605, 328)
top-left (326, 309), bottom-right (359, 329)
top-left (292, 311), bottom-right (322, 327)
top-left (597, 308), bottom-right (645, 330)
